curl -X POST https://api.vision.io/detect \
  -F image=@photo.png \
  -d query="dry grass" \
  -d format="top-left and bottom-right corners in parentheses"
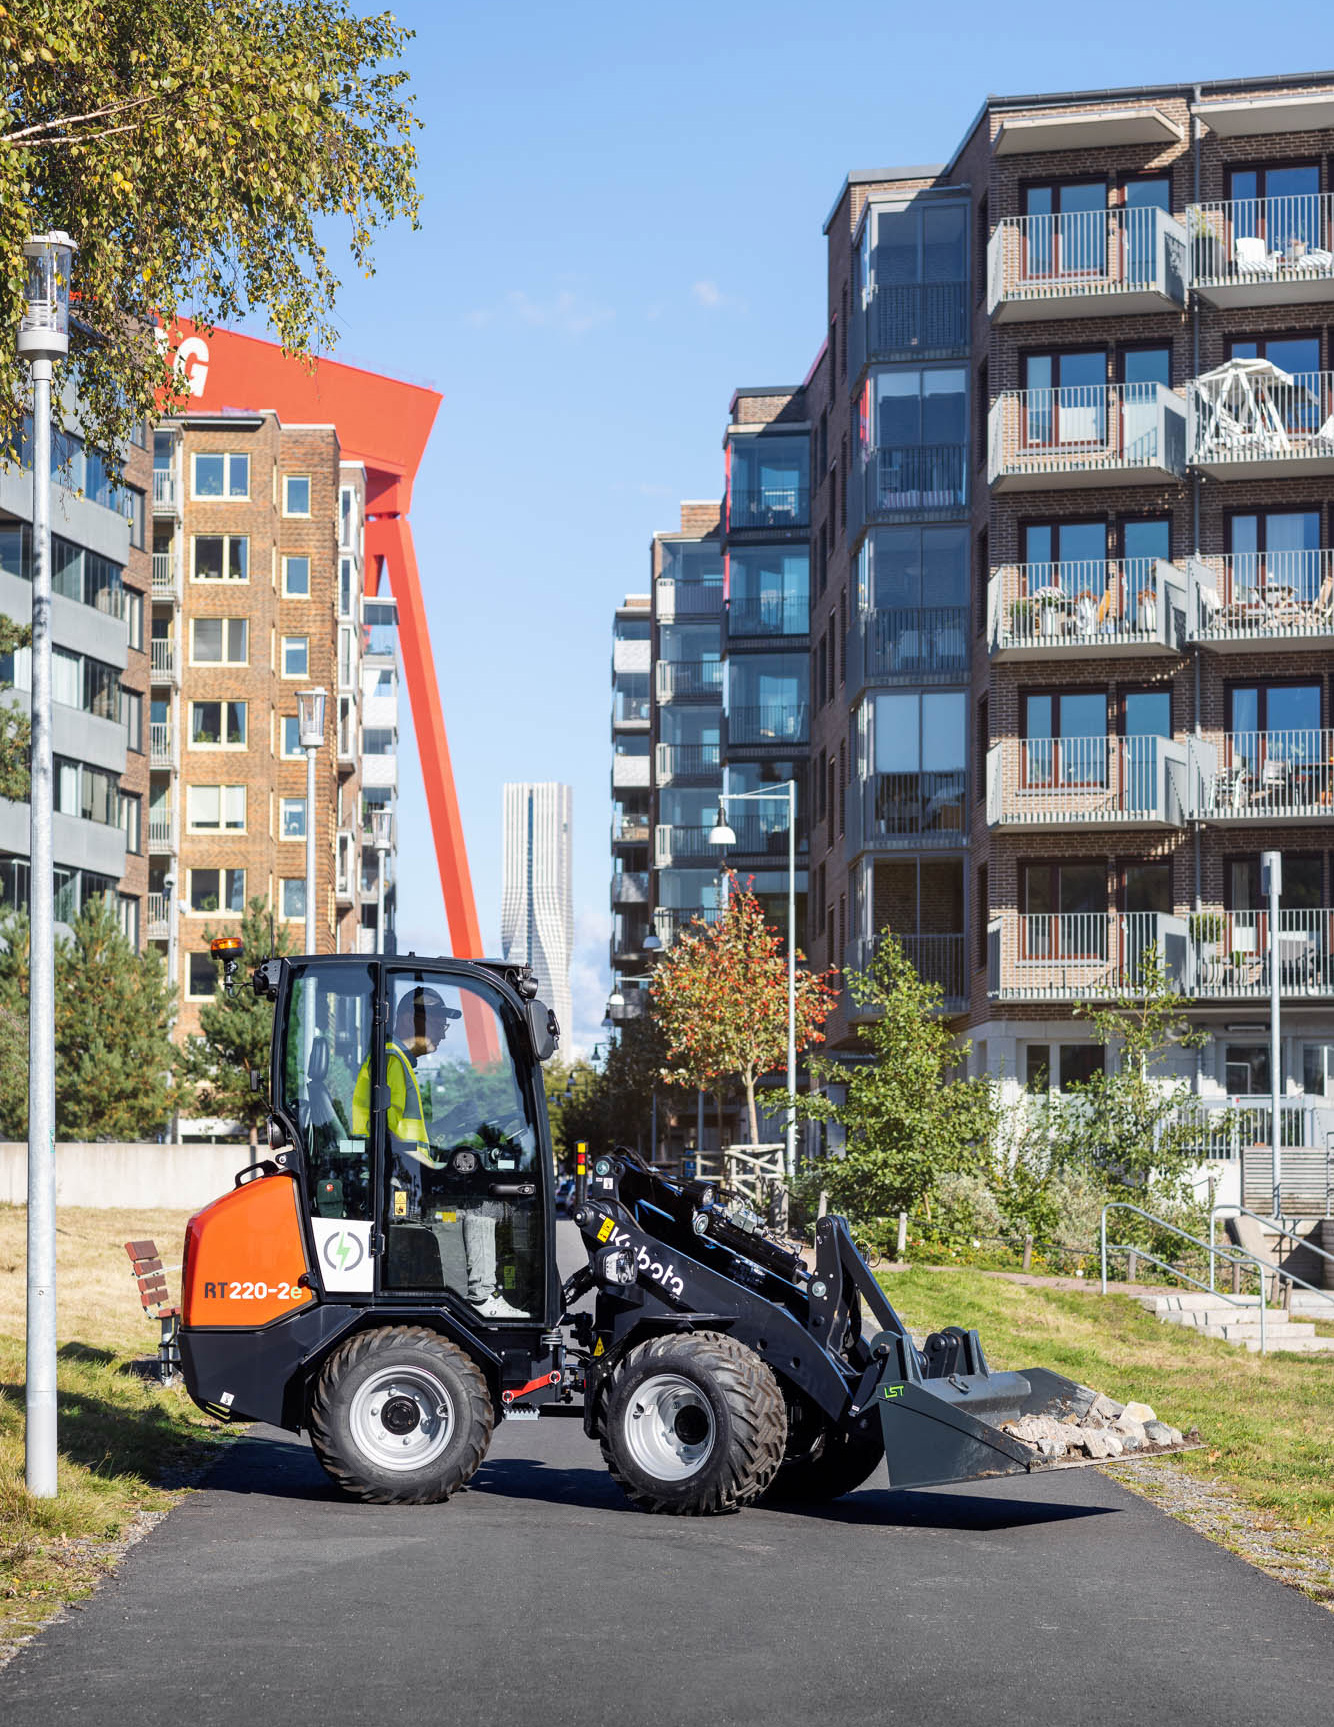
top-left (0, 1206), bottom-right (233, 1663)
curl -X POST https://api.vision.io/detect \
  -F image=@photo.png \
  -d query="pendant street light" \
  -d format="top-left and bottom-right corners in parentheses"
top-left (296, 689), bottom-right (327, 953)
top-left (710, 781), bottom-right (798, 1186)
top-left (370, 806), bottom-right (393, 954)
top-left (20, 229), bottom-right (76, 1499)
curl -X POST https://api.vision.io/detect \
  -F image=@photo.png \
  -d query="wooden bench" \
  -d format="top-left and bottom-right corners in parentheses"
top-left (124, 1239), bottom-right (182, 1382)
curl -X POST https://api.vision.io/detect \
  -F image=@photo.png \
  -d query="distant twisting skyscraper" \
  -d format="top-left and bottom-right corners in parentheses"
top-left (501, 783), bottom-right (573, 1040)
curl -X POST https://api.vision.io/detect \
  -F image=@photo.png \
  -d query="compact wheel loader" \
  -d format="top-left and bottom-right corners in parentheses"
top-left (179, 944), bottom-right (1185, 1512)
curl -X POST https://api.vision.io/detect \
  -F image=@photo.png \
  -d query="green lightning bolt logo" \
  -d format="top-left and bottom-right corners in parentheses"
top-left (334, 1233), bottom-right (352, 1268)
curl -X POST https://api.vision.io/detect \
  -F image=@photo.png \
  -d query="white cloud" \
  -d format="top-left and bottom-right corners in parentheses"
top-left (690, 279), bottom-right (747, 314)
top-left (465, 287), bottom-right (614, 337)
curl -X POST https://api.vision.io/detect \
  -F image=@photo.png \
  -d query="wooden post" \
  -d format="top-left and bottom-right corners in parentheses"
top-left (1127, 1248), bottom-right (1139, 1283)
top-left (1022, 1236), bottom-right (1033, 1273)
top-left (1231, 1259), bottom-right (1241, 1296)
top-left (896, 1212), bottom-right (908, 1260)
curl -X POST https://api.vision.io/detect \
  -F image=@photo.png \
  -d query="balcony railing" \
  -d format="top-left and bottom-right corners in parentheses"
top-left (655, 659), bottom-right (724, 702)
top-left (655, 742), bottom-right (721, 785)
top-left (848, 932), bottom-right (966, 1007)
top-left (611, 871), bottom-right (650, 906)
top-left (151, 551), bottom-right (176, 596)
top-left (149, 638), bottom-right (175, 679)
top-left (988, 207), bottom-right (1187, 320)
top-left (988, 912), bottom-right (1189, 1000)
top-left (1189, 195), bottom-right (1334, 305)
top-left (613, 693), bottom-right (652, 726)
top-left (853, 443), bottom-right (967, 531)
top-left (728, 487), bottom-right (810, 531)
top-left (1187, 552), bottom-right (1334, 646)
top-left (986, 735), bottom-right (1188, 827)
top-left (1194, 730), bottom-right (1334, 821)
top-left (851, 607), bottom-right (968, 686)
top-left (988, 558), bottom-right (1184, 657)
top-left (988, 383), bottom-right (1186, 490)
top-left (852, 770), bottom-right (967, 850)
top-left (1187, 369), bottom-right (1334, 477)
top-left (151, 469), bottom-right (177, 511)
top-left (146, 892), bottom-right (170, 938)
top-left (1193, 910), bottom-right (1334, 998)
top-left (727, 593), bottom-right (809, 637)
top-left (655, 576), bottom-right (724, 620)
top-left (611, 753), bottom-right (650, 789)
top-left (147, 803), bottom-right (174, 850)
top-left (652, 906), bottom-right (724, 944)
top-left (612, 814), bottom-right (650, 844)
top-left (654, 824), bottom-right (715, 866)
top-left (716, 813), bottom-right (799, 858)
top-left (727, 703), bottom-right (809, 747)
top-left (149, 721), bottom-right (174, 767)
top-left (850, 281), bottom-right (968, 374)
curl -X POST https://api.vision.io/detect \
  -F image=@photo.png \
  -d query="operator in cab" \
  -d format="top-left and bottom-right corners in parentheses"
top-left (352, 985), bottom-right (529, 1319)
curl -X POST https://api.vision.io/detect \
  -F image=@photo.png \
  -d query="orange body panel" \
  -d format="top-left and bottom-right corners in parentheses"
top-left (183, 1176), bottom-right (314, 1329)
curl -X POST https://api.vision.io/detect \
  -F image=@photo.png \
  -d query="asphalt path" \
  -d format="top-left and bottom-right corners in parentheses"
top-left (3, 1225), bottom-right (1332, 1725)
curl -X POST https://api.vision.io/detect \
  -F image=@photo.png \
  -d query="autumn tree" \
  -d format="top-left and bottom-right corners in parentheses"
top-left (0, 0), bottom-right (420, 457)
top-left (651, 876), bottom-right (836, 1146)
top-left (0, 615), bottom-right (30, 800)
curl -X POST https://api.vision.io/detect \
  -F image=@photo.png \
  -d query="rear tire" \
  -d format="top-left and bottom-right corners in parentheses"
top-left (601, 1331), bottom-right (786, 1516)
top-left (763, 1396), bottom-right (885, 1504)
top-left (309, 1325), bottom-right (493, 1504)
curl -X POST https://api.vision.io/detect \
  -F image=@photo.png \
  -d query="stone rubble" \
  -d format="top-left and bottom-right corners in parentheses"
top-left (1001, 1389), bottom-right (1187, 1463)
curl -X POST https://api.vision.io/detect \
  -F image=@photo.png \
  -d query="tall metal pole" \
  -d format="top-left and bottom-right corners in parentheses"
top-left (304, 743), bottom-right (317, 953)
top-left (26, 355), bottom-right (57, 1497)
top-left (376, 847), bottom-right (386, 954)
top-left (1263, 850), bottom-right (1282, 1218)
top-left (785, 779), bottom-right (796, 1184)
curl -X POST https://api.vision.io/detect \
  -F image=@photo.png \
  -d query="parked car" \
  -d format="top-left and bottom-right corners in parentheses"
top-left (555, 1176), bottom-right (576, 1214)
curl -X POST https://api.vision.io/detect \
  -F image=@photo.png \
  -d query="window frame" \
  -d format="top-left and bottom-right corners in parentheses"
top-left (191, 451), bottom-right (251, 501)
top-left (189, 616), bottom-right (248, 666)
top-left (185, 783), bottom-right (247, 833)
top-left (282, 554), bottom-right (312, 598)
top-left (281, 634), bottom-right (310, 679)
top-left (283, 474), bottom-right (312, 517)
top-left (188, 699), bottom-right (248, 751)
top-left (191, 533), bottom-right (249, 584)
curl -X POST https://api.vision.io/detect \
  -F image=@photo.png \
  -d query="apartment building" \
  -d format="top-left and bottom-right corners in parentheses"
top-left (502, 781), bottom-right (574, 1039)
top-left (609, 593), bottom-right (652, 1018)
top-left (149, 409), bottom-right (399, 1038)
top-left (0, 404), bottom-right (151, 944)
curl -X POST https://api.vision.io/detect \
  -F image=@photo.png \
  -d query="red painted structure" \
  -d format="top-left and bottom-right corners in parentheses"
top-left (166, 324), bottom-right (482, 959)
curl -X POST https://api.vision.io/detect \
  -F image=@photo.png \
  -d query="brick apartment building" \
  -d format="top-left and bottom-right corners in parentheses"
top-left (618, 70), bottom-right (1334, 1202)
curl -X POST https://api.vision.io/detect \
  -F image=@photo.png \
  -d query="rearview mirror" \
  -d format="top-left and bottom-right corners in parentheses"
top-left (527, 998), bottom-right (559, 1062)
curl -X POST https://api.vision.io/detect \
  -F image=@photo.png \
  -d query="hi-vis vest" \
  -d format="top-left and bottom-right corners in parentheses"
top-left (352, 1040), bottom-right (442, 1167)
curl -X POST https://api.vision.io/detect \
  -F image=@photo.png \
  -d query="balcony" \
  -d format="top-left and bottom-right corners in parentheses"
top-left (849, 281), bottom-right (968, 374)
top-left (147, 802), bottom-right (175, 850)
top-left (1193, 910), bottom-right (1334, 999)
top-left (149, 721), bottom-right (175, 768)
top-left (988, 207), bottom-right (1187, 322)
top-left (987, 912), bottom-right (1190, 1001)
top-left (1192, 731), bottom-right (1334, 823)
top-left (612, 813), bottom-right (650, 846)
top-left (151, 469), bottom-right (178, 514)
top-left (655, 742), bottom-right (721, 785)
top-left (849, 607), bottom-right (968, 688)
top-left (655, 576), bottom-right (724, 621)
top-left (611, 871), bottom-right (650, 906)
top-left (612, 692), bottom-right (652, 729)
top-left (149, 638), bottom-right (176, 683)
top-left (727, 703), bottom-right (809, 748)
top-left (654, 824), bottom-right (714, 867)
top-left (728, 487), bottom-right (809, 532)
top-left (652, 906), bottom-right (723, 944)
top-left (612, 637), bottom-right (651, 675)
top-left (655, 660), bottom-right (724, 703)
top-left (1189, 196), bottom-right (1334, 307)
top-left (716, 813), bottom-right (799, 859)
top-left (848, 771), bottom-right (967, 853)
top-left (851, 444), bottom-right (967, 533)
top-left (986, 735), bottom-right (1188, 829)
top-left (361, 752), bottom-right (397, 789)
top-left (611, 753), bottom-right (650, 790)
top-left (988, 384), bottom-right (1186, 491)
top-left (1187, 553), bottom-right (1334, 651)
top-left (847, 932), bottom-right (966, 1010)
top-left (151, 550), bottom-right (179, 599)
top-left (1188, 368), bottom-right (1334, 479)
top-left (727, 593), bottom-right (809, 639)
top-left (988, 559), bottom-right (1185, 660)
top-left (146, 892), bottom-right (170, 941)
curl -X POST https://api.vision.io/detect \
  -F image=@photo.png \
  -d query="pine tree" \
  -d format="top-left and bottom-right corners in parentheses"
top-left (178, 898), bottom-right (292, 1139)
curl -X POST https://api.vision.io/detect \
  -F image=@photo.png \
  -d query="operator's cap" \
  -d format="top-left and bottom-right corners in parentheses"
top-left (398, 985), bottom-right (462, 1023)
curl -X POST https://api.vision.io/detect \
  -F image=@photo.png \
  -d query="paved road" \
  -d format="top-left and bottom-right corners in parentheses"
top-left (3, 1232), bottom-right (1332, 1725)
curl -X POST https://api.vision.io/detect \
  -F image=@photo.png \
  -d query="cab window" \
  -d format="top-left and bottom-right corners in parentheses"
top-left (280, 961), bottom-right (376, 1224)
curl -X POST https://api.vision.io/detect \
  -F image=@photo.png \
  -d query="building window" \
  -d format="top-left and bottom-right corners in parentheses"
top-left (282, 635), bottom-right (309, 677)
top-left (122, 688), bottom-right (143, 753)
top-left (54, 757), bottom-right (121, 826)
top-left (1059, 1045), bottom-right (1106, 1091)
top-left (1225, 1044), bottom-right (1271, 1096)
top-left (281, 797), bottom-right (307, 839)
top-left (187, 952), bottom-right (217, 999)
top-left (189, 700), bottom-right (246, 747)
top-left (192, 452), bottom-right (250, 499)
top-left (118, 893), bottom-right (139, 948)
top-left (340, 486), bottom-right (356, 548)
top-left (976, 864), bottom-right (988, 971)
top-left (339, 556), bottom-right (355, 616)
top-left (187, 784), bottom-right (246, 831)
top-left (126, 486), bottom-right (145, 549)
top-left (280, 878), bottom-right (307, 920)
top-left (362, 727), bottom-right (395, 755)
top-left (193, 535), bottom-right (248, 582)
top-left (281, 715), bottom-right (303, 758)
top-left (121, 791), bottom-right (141, 854)
top-left (283, 475), bottom-right (311, 516)
top-left (125, 588), bottom-right (143, 651)
top-left (190, 617), bottom-right (248, 664)
top-left (188, 867), bottom-right (246, 914)
top-left (1025, 1045), bottom-right (1050, 1092)
top-left (283, 554), bottom-right (311, 597)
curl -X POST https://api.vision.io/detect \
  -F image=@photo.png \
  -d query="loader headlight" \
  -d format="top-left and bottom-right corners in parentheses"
top-left (596, 1246), bottom-right (638, 1287)
top-left (699, 1185), bottom-right (715, 1207)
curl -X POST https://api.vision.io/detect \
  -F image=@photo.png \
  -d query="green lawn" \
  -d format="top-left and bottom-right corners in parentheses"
top-left (882, 1266), bottom-right (1334, 1584)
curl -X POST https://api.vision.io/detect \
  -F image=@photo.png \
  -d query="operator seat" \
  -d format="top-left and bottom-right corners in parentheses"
top-left (304, 1034), bottom-right (342, 1158)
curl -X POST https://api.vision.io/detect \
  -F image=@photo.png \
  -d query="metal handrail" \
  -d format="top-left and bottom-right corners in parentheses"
top-left (1099, 1200), bottom-right (1268, 1354)
top-left (1208, 1204), bottom-right (1334, 1311)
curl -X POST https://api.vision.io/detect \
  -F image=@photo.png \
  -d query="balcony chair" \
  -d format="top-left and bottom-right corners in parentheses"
top-left (1209, 765), bottom-right (1248, 813)
top-left (1233, 235), bottom-right (1280, 277)
top-left (1309, 575), bottom-right (1334, 625)
top-left (1073, 591), bottom-right (1099, 635)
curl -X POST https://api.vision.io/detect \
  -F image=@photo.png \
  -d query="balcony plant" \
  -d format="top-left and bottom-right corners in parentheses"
top-left (1188, 911), bottom-right (1224, 947)
top-left (1008, 596), bottom-right (1036, 638)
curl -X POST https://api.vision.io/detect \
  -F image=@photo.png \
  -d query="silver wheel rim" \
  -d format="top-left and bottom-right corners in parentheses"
top-left (622, 1373), bottom-right (716, 1481)
top-left (348, 1365), bottom-right (455, 1472)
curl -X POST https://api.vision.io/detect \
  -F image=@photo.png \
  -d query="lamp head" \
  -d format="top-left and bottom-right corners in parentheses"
top-left (708, 805), bottom-right (737, 846)
top-left (370, 807), bottom-right (393, 852)
top-left (296, 687), bottom-right (327, 747)
top-left (19, 232), bottom-right (76, 360)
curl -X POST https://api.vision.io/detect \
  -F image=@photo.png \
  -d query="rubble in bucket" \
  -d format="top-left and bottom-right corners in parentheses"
top-left (1001, 1389), bottom-right (1193, 1462)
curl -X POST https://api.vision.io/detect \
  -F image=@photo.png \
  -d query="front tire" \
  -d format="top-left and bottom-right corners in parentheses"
top-left (600, 1331), bottom-right (786, 1515)
top-left (763, 1396), bottom-right (885, 1504)
top-left (309, 1326), bottom-right (493, 1504)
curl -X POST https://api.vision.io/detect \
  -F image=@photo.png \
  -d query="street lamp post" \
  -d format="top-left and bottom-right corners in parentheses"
top-left (709, 780), bottom-right (798, 1184)
top-left (20, 230), bottom-right (76, 1498)
top-left (297, 689), bottom-right (327, 953)
top-left (370, 807), bottom-right (393, 953)
top-left (163, 869), bottom-right (180, 1145)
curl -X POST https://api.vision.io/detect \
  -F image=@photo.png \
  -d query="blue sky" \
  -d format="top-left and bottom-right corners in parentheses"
top-left (312, 0), bottom-right (1330, 1051)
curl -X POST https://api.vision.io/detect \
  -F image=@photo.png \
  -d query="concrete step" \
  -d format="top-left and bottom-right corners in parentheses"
top-left (1158, 1306), bottom-right (1297, 1328)
top-left (1196, 1321), bottom-right (1316, 1343)
top-left (1243, 1334), bottom-right (1334, 1354)
top-left (1134, 1292), bottom-right (1263, 1314)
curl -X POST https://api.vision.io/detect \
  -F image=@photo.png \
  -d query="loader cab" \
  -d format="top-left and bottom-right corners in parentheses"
top-left (270, 956), bottom-right (558, 1329)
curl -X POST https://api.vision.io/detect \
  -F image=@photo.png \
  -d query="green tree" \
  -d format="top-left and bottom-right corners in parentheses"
top-left (652, 877), bottom-right (836, 1144)
top-left (178, 897), bottom-right (291, 1140)
top-left (0, 898), bottom-right (174, 1138)
top-left (0, 0), bottom-right (420, 457)
top-left (0, 615), bottom-right (30, 801)
top-left (796, 933), bottom-right (997, 1224)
